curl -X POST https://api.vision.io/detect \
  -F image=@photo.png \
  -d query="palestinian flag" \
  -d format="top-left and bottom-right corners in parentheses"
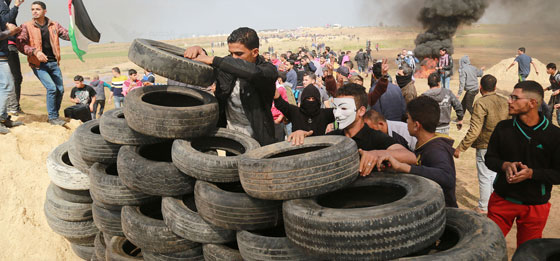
top-left (68, 0), bottom-right (100, 62)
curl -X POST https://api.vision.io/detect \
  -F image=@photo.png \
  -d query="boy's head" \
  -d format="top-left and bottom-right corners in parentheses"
top-left (406, 96), bottom-right (440, 136)
top-left (227, 27), bottom-right (259, 63)
top-left (439, 48), bottom-right (447, 56)
top-left (112, 67), bottom-right (121, 77)
top-left (546, 63), bottom-right (557, 75)
top-left (364, 109), bottom-right (388, 134)
top-left (480, 74), bottom-right (497, 93)
top-left (333, 83), bottom-right (368, 130)
top-left (93, 75), bottom-right (100, 81)
top-left (509, 81), bottom-right (544, 115)
top-left (518, 47), bottom-right (526, 55)
top-left (74, 75), bottom-right (84, 88)
top-left (277, 71), bottom-right (287, 84)
top-left (427, 72), bottom-right (440, 88)
top-left (303, 72), bottom-right (316, 87)
top-left (129, 69), bottom-right (138, 81)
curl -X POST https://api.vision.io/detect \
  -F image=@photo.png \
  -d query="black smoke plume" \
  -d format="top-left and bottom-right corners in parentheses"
top-left (414, 0), bottom-right (489, 60)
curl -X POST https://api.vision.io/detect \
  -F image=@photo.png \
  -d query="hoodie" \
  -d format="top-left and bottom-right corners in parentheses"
top-left (458, 56), bottom-right (484, 96)
top-left (409, 135), bottom-right (458, 207)
top-left (422, 87), bottom-right (464, 127)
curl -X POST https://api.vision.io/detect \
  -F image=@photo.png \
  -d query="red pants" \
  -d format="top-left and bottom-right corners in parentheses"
top-left (487, 192), bottom-right (551, 247)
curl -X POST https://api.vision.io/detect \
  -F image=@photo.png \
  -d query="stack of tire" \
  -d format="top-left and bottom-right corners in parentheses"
top-left (43, 38), bottom-right (509, 261)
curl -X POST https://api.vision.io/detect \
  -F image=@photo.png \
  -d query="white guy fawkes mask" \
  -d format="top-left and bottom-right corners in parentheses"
top-left (333, 98), bottom-right (357, 130)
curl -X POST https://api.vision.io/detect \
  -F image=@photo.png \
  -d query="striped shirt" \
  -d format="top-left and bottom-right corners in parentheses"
top-left (111, 75), bottom-right (128, 97)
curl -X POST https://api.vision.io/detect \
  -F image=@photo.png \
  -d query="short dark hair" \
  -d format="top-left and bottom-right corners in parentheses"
top-left (128, 69), bottom-right (137, 75)
top-left (407, 96), bottom-right (440, 133)
top-left (227, 27), bottom-right (259, 50)
top-left (280, 54), bottom-right (288, 60)
top-left (372, 62), bottom-right (382, 79)
top-left (440, 47), bottom-right (447, 53)
top-left (303, 71), bottom-right (316, 80)
top-left (547, 63), bottom-right (557, 70)
top-left (112, 67), bottom-right (121, 74)
top-left (287, 59), bottom-right (295, 66)
top-left (518, 47), bottom-right (526, 53)
top-left (364, 109), bottom-right (386, 123)
top-left (277, 71), bottom-right (287, 82)
top-left (480, 74), bottom-right (497, 92)
top-left (427, 72), bottom-right (440, 87)
top-left (335, 83), bottom-right (368, 109)
top-left (514, 80), bottom-right (544, 105)
top-left (74, 75), bottom-right (84, 82)
top-left (32, 1), bottom-right (46, 9)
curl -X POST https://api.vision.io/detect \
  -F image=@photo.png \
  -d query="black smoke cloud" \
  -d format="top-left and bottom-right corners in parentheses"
top-left (413, 0), bottom-right (489, 60)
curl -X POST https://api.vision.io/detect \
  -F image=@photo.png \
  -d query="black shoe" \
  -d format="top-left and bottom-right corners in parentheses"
top-left (2, 116), bottom-right (23, 128)
top-left (0, 123), bottom-right (9, 134)
top-left (48, 118), bottom-right (66, 126)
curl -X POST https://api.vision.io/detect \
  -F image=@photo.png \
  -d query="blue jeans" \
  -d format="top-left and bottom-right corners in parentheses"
top-left (113, 96), bottom-right (124, 108)
top-left (440, 75), bottom-right (451, 89)
top-left (33, 62), bottom-right (64, 120)
top-left (0, 60), bottom-right (14, 120)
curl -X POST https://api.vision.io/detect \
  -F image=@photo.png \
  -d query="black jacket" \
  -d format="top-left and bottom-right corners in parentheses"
top-left (485, 116), bottom-right (560, 205)
top-left (0, 0), bottom-right (15, 56)
top-left (409, 135), bottom-right (458, 208)
top-left (274, 95), bottom-right (334, 136)
top-left (212, 55), bottom-right (278, 146)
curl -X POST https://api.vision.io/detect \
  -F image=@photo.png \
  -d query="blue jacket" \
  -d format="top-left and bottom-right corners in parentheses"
top-left (370, 81), bottom-right (407, 122)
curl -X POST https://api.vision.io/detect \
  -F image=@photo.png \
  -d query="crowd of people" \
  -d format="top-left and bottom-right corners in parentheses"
top-left (184, 27), bottom-right (560, 250)
top-left (0, 0), bottom-right (557, 250)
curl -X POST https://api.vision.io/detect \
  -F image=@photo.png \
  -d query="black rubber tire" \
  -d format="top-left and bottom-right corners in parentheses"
top-left (106, 236), bottom-right (143, 261)
top-left (94, 232), bottom-right (107, 261)
top-left (51, 183), bottom-right (92, 204)
top-left (283, 173), bottom-right (446, 260)
top-left (117, 142), bottom-right (195, 196)
top-left (71, 243), bottom-right (95, 260)
top-left (47, 142), bottom-right (90, 190)
top-left (89, 163), bottom-right (156, 206)
top-left (171, 128), bottom-right (261, 183)
top-left (239, 136), bottom-right (359, 200)
top-left (128, 38), bottom-right (215, 87)
top-left (398, 208), bottom-right (507, 261)
top-left (202, 243), bottom-right (243, 261)
top-left (45, 183), bottom-right (92, 222)
top-left (100, 108), bottom-right (165, 145)
top-left (512, 238), bottom-right (560, 261)
top-left (123, 85), bottom-right (218, 139)
top-left (68, 133), bottom-right (95, 175)
top-left (237, 226), bottom-right (319, 261)
top-left (92, 202), bottom-right (124, 237)
top-left (121, 201), bottom-right (200, 254)
top-left (143, 246), bottom-right (204, 261)
top-left (194, 181), bottom-right (282, 231)
top-left (161, 195), bottom-right (236, 244)
top-left (73, 119), bottom-right (121, 164)
top-left (44, 202), bottom-right (98, 245)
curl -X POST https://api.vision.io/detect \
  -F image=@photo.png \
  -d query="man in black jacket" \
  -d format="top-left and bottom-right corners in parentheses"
top-left (0, 0), bottom-right (23, 115)
top-left (184, 27), bottom-right (278, 145)
top-left (485, 81), bottom-right (560, 247)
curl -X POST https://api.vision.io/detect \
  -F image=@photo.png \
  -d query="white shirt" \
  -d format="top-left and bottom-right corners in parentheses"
top-left (226, 80), bottom-right (253, 136)
top-left (387, 120), bottom-right (417, 151)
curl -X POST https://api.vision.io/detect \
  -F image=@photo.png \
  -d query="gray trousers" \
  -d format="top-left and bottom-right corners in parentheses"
top-left (476, 149), bottom-right (496, 211)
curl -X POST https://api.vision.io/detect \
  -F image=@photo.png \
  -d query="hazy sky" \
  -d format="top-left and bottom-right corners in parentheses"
top-left (12, 0), bottom-right (519, 43)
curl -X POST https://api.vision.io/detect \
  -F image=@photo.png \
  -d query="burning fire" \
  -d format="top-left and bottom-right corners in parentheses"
top-left (414, 58), bottom-right (438, 79)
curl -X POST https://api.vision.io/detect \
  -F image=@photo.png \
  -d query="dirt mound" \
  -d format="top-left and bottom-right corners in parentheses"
top-left (0, 120), bottom-right (82, 261)
top-left (485, 57), bottom-right (551, 88)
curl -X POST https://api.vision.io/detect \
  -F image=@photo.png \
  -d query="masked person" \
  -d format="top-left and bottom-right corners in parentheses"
top-left (327, 83), bottom-right (416, 176)
top-left (274, 84), bottom-right (335, 144)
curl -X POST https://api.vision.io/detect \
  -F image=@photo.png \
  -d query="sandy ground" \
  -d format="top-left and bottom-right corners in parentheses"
top-left (0, 26), bottom-right (558, 260)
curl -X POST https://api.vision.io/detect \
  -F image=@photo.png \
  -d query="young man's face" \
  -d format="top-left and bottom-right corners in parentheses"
top-left (406, 114), bottom-right (419, 137)
top-left (228, 42), bottom-right (258, 63)
top-left (303, 76), bottom-right (315, 87)
top-left (508, 88), bottom-right (537, 115)
top-left (320, 57), bottom-right (326, 65)
top-left (130, 73), bottom-right (138, 81)
top-left (263, 53), bottom-right (270, 61)
top-left (547, 68), bottom-right (556, 75)
top-left (112, 70), bottom-right (119, 77)
top-left (333, 96), bottom-right (364, 130)
top-left (74, 81), bottom-right (84, 88)
top-left (31, 4), bottom-right (46, 19)
top-left (439, 50), bottom-right (446, 56)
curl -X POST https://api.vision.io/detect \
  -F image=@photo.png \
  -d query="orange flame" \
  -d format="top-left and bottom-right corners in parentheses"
top-left (414, 58), bottom-right (438, 79)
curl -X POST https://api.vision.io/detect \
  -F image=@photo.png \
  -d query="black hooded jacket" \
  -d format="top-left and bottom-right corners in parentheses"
top-left (0, 0), bottom-right (16, 55)
top-left (212, 55), bottom-right (278, 146)
top-left (274, 84), bottom-right (334, 135)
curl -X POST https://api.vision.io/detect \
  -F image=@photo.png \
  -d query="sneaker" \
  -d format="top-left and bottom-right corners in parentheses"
top-left (8, 110), bottom-right (18, 116)
top-left (2, 116), bottom-right (23, 128)
top-left (48, 118), bottom-right (67, 126)
top-left (0, 123), bottom-right (9, 134)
